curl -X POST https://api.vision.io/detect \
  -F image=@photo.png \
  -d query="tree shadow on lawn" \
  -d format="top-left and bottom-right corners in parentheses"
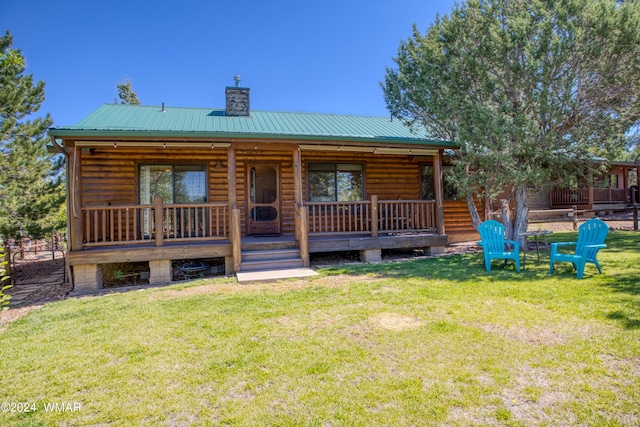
top-left (606, 310), bottom-right (640, 330)
top-left (542, 230), bottom-right (639, 290)
top-left (319, 232), bottom-right (639, 287)
top-left (323, 252), bottom-right (551, 283)
top-left (587, 231), bottom-right (640, 329)
top-left (321, 231), bottom-right (640, 330)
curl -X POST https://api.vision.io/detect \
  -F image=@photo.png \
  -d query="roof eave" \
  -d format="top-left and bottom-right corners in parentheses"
top-left (48, 128), bottom-right (457, 148)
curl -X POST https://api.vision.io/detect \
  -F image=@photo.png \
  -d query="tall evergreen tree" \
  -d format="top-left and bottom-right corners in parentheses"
top-left (116, 78), bottom-right (141, 105)
top-left (0, 30), bottom-right (65, 240)
top-left (383, 0), bottom-right (640, 243)
top-left (626, 134), bottom-right (640, 164)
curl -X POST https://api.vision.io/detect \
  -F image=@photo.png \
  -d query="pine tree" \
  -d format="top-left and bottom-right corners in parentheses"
top-left (383, 0), bottom-right (640, 243)
top-left (116, 78), bottom-right (141, 105)
top-left (0, 30), bottom-right (65, 240)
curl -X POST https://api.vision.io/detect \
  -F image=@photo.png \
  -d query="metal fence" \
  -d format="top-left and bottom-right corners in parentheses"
top-left (6, 237), bottom-right (67, 287)
top-left (11, 248), bottom-right (66, 286)
top-left (490, 206), bottom-right (639, 232)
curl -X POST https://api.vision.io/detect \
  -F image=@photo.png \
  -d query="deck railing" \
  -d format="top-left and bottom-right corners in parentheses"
top-left (82, 204), bottom-right (154, 246)
top-left (550, 188), bottom-right (590, 206)
top-left (378, 200), bottom-right (437, 233)
top-left (550, 188), bottom-right (629, 207)
top-left (162, 203), bottom-right (229, 242)
top-left (305, 198), bottom-right (437, 236)
top-left (592, 188), bottom-right (628, 204)
top-left (81, 197), bottom-right (437, 247)
top-left (82, 200), bottom-right (229, 247)
top-left (306, 201), bottom-right (372, 235)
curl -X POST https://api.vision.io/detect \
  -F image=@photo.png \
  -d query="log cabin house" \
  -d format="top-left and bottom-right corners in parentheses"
top-left (49, 85), bottom-right (481, 292)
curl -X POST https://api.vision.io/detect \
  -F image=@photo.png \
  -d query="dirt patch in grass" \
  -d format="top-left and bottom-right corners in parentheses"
top-left (369, 312), bottom-right (425, 331)
top-left (599, 354), bottom-right (640, 377)
top-left (477, 323), bottom-right (568, 346)
top-left (371, 286), bottom-right (402, 294)
top-left (0, 305), bottom-right (42, 331)
top-left (475, 319), bottom-right (614, 346)
top-left (445, 366), bottom-right (575, 426)
top-left (150, 274), bottom-right (380, 300)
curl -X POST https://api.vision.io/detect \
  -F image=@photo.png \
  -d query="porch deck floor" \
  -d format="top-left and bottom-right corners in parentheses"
top-left (70, 232), bottom-right (446, 266)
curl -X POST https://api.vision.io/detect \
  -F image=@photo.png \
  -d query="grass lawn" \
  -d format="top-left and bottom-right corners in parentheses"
top-left (1, 231), bottom-right (638, 426)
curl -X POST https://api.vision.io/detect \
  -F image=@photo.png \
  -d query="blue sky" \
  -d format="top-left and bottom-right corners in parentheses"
top-left (2, 0), bottom-right (455, 127)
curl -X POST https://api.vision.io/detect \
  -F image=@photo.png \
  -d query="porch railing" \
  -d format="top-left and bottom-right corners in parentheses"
top-left (82, 200), bottom-right (229, 247)
top-left (378, 200), bottom-right (437, 233)
top-left (306, 201), bottom-right (372, 235)
top-left (550, 188), bottom-right (629, 207)
top-left (82, 204), bottom-right (153, 246)
top-left (550, 188), bottom-right (590, 206)
top-left (592, 188), bottom-right (628, 204)
top-left (80, 197), bottom-right (437, 247)
top-left (305, 198), bottom-right (437, 236)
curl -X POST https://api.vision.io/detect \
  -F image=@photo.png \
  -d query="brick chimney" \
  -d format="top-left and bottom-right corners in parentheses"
top-left (225, 75), bottom-right (250, 116)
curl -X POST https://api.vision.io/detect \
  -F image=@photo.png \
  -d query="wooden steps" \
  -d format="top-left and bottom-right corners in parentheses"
top-left (239, 248), bottom-right (304, 272)
top-left (239, 236), bottom-right (305, 272)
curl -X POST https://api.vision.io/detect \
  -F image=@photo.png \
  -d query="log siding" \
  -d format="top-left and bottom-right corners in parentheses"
top-left (76, 146), bottom-right (461, 239)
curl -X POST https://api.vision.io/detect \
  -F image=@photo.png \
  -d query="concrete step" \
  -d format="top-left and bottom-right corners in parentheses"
top-left (236, 268), bottom-right (319, 284)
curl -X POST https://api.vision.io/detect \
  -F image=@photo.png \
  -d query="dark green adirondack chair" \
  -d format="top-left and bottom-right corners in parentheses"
top-left (478, 220), bottom-right (521, 272)
top-left (548, 218), bottom-right (609, 279)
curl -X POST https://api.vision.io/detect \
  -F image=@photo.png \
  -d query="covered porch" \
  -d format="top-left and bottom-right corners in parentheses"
top-left (60, 130), bottom-right (452, 291)
top-left (68, 195), bottom-right (447, 291)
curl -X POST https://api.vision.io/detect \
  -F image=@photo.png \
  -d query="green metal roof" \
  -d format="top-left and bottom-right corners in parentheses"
top-left (49, 104), bottom-right (455, 147)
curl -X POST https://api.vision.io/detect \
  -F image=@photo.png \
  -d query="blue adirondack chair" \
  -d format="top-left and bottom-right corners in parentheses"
top-left (548, 218), bottom-right (609, 279)
top-left (478, 220), bottom-right (521, 272)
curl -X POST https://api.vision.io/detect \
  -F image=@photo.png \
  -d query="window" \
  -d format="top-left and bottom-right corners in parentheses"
top-left (629, 169), bottom-right (638, 187)
top-left (308, 163), bottom-right (363, 202)
top-left (140, 165), bottom-right (206, 204)
top-left (421, 165), bottom-right (436, 200)
top-left (420, 164), bottom-right (458, 201)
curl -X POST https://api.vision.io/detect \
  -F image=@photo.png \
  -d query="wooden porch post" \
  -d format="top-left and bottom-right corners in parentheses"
top-left (292, 147), bottom-right (309, 267)
top-left (293, 148), bottom-right (303, 241)
top-left (227, 148), bottom-right (237, 208)
top-left (371, 195), bottom-right (379, 238)
top-left (154, 196), bottom-right (164, 247)
top-left (227, 147), bottom-right (241, 272)
top-left (433, 150), bottom-right (446, 235)
top-left (231, 208), bottom-right (242, 272)
top-left (69, 145), bottom-right (84, 251)
top-left (299, 208), bottom-right (309, 267)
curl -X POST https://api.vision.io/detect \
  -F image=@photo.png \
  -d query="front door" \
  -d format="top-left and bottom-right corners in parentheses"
top-left (247, 164), bottom-right (281, 235)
